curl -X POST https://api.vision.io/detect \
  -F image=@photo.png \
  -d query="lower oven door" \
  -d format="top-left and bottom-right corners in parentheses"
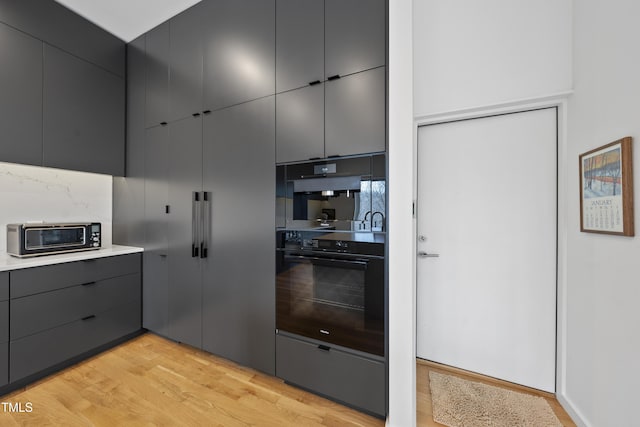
top-left (276, 251), bottom-right (384, 356)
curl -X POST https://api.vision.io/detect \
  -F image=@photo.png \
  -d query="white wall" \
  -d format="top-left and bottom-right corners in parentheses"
top-left (407, 0), bottom-right (574, 425)
top-left (387, 0), bottom-right (415, 425)
top-left (563, 1), bottom-right (640, 425)
top-left (413, 0), bottom-right (572, 118)
top-left (0, 162), bottom-right (112, 253)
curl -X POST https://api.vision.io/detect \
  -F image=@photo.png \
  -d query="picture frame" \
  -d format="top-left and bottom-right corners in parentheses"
top-left (579, 136), bottom-right (634, 236)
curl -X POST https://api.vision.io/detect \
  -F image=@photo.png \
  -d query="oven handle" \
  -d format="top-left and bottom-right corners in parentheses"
top-left (283, 254), bottom-right (368, 268)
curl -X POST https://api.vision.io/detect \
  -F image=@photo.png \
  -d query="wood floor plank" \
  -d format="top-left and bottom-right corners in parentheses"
top-left (0, 333), bottom-right (384, 427)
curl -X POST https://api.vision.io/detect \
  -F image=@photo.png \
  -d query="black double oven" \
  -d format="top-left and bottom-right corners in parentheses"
top-left (276, 155), bottom-right (386, 357)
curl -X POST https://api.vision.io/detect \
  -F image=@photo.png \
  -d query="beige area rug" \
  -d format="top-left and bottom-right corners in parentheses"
top-left (429, 371), bottom-right (563, 427)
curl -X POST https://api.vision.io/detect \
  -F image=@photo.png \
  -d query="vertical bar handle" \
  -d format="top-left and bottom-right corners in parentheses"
top-left (192, 191), bottom-right (200, 257)
top-left (201, 192), bottom-right (210, 258)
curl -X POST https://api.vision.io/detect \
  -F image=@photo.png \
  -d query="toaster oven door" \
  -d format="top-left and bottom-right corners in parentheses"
top-left (24, 226), bottom-right (86, 250)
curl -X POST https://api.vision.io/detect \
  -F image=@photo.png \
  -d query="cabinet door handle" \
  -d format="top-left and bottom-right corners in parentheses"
top-left (81, 281), bottom-right (97, 287)
top-left (327, 155), bottom-right (340, 158)
top-left (200, 191), bottom-right (209, 259)
top-left (160, 122), bottom-right (168, 126)
top-left (82, 315), bottom-right (96, 321)
top-left (308, 80), bottom-right (321, 86)
top-left (192, 191), bottom-right (200, 258)
top-left (318, 344), bottom-right (331, 351)
top-left (192, 112), bottom-right (201, 117)
top-left (203, 110), bottom-right (212, 115)
top-left (308, 157), bottom-right (322, 161)
top-left (327, 74), bottom-right (341, 81)
top-left (165, 205), bottom-right (170, 214)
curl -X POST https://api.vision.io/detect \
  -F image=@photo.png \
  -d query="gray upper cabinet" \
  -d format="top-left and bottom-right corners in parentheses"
top-left (325, 67), bottom-right (386, 158)
top-left (167, 116), bottom-right (203, 349)
top-left (0, 0), bottom-right (125, 77)
top-left (275, 0), bottom-right (324, 93)
top-left (202, 0), bottom-right (275, 111)
top-left (0, 22), bottom-right (42, 166)
top-left (143, 125), bottom-right (170, 337)
top-left (169, 4), bottom-right (203, 122)
top-left (202, 96), bottom-right (275, 375)
top-left (145, 22), bottom-right (170, 128)
top-left (43, 44), bottom-right (125, 176)
top-left (276, 84), bottom-right (324, 163)
top-left (325, 0), bottom-right (386, 78)
top-left (275, 0), bottom-right (386, 162)
top-left (113, 35), bottom-right (146, 246)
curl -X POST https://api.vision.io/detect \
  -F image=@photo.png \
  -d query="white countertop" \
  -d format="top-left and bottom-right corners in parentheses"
top-left (0, 245), bottom-right (144, 272)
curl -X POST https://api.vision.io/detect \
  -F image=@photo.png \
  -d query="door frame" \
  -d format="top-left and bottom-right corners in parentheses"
top-left (412, 94), bottom-right (570, 397)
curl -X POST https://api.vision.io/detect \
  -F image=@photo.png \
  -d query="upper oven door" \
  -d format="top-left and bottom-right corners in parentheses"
top-left (24, 226), bottom-right (87, 250)
top-left (276, 250), bottom-right (384, 356)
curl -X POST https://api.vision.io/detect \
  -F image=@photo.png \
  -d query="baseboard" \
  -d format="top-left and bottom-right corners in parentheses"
top-left (557, 392), bottom-right (591, 427)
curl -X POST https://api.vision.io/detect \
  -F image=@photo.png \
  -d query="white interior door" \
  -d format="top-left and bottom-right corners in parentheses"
top-left (416, 108), bottom-right (557, 392)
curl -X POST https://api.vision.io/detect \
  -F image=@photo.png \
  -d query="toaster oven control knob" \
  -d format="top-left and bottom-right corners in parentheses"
top-left (92, 242), bottom-right (99, 247)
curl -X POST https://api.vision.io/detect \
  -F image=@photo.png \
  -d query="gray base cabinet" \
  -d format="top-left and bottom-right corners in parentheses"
top-left (6, 254), bottom-right (142, 384)
top-left (276, 333), bottom-right (385, 417)
top-left (10, 302), bottom-right (140, 382)
top-left (0, 273), bottom-right (8, 386)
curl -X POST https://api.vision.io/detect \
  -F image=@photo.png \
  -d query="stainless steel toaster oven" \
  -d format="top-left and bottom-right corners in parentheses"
top-left (6, 222), bottom-right (101, 257)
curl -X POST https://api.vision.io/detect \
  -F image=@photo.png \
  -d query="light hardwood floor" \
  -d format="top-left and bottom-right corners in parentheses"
top-left (417, 359), bottom-right (577, 427)
top-left (0, 333), bottom-right (384, 426)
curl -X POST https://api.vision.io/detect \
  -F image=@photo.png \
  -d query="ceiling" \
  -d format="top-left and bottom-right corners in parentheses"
top-left (54, 0), bottom-right (201, 42)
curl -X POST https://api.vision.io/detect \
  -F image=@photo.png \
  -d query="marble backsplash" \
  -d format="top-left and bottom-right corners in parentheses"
top-left (0, 162), bottom-right (112, 253)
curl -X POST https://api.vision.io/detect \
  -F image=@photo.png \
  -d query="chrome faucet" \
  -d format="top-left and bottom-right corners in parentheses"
top-left (371, 211), bottom-right (385, 231)
top-left (361, 211), bottom-right (372, 230)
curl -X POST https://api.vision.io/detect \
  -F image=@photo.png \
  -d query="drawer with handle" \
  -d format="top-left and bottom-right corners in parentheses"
top-left (11, 273), bottom-right (140, 340)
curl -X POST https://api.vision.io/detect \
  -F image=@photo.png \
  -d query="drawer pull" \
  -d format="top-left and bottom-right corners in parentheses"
top-left (327, 74), bottom-right (341, 81)
top-left (318, 344), bottom-right (331, 352)
top-left (308, 80), bottom-right (321, 86)
top-left (81, 281), bottom-right (97, 287)
top-left (82, 315), bottom-right (96, 321)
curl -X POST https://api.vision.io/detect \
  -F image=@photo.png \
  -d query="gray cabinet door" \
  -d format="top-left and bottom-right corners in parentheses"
top-left (325, 67), bottom-right (386, 158)
top-left (167, 116), bottom-right (203, 348)
top-left (113, 35), bottom-right (146, 246)
top-left (275, 0), bottom-right (324, 93)
top-left (202, 0), bottom-right (275, 111)
top-left (276, 84), bottom-right (324, 163)
top-left (0, 0), bottom-right (125, 77)
top-left (202, 97), bottom-right (275, 375)
top-left (0, 22), bottom-right (42, 166)
top-left (42, 44), bottom-right (125, 176)
top-left (143, 125), bottom-right (170, 336)
top-left (169, 3), bottom-right (203, 122)
top-left (145, 22), bottom-right (170, 128)
top-left (325, 0), bottom-right (386, 78)
top-left (0, 272), bottom-right (7, 301)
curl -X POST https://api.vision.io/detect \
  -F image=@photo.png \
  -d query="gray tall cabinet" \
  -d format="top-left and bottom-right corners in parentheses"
top-left (121, 0), bottom-right (277, 374)
top-left (115, 0), bottom-right (385, 389)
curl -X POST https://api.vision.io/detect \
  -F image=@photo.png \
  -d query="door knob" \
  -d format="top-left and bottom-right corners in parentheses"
top-left (418, 251), bottom-right (439, 258)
